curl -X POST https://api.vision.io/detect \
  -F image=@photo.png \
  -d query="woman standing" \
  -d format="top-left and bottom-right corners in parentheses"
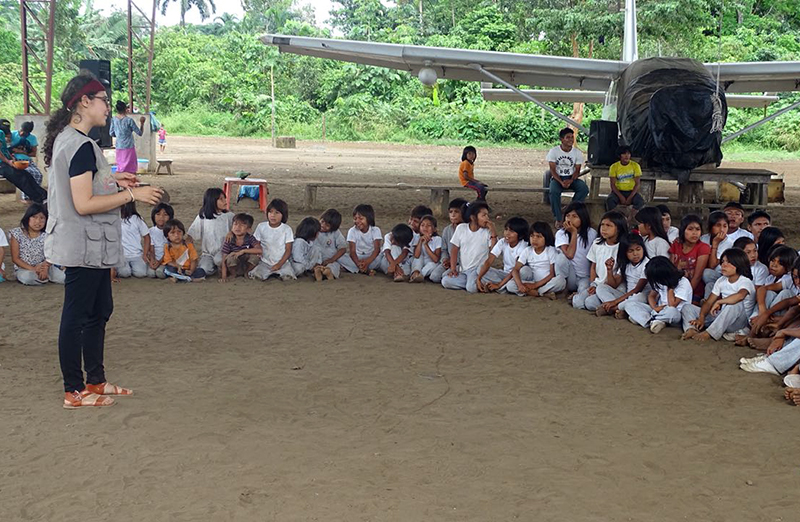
top-left (110, 100), bottom-right (145, 174)
top-left (43, 75), bottom-right (162, 408)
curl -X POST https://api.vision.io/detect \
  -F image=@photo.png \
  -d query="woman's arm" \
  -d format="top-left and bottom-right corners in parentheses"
top-left (69, 172), bottom-right (160, 215)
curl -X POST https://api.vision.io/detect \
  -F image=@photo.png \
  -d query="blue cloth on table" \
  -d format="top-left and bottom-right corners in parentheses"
top-left (238, 185), bottom-right (260, 201)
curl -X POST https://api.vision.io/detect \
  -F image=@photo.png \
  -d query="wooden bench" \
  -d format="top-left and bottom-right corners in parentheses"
top-left (155, 159), bottom-right (174, 175)
top-left (302, 182), bottom-right (548, 216)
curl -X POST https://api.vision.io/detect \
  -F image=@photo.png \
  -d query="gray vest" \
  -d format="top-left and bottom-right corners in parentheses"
top-left (44, 126), bottom-right (122, 268)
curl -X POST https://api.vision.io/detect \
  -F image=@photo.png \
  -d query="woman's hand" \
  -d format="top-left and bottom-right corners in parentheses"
top-left (132, 185), bottom-right (163, 205)
top-left (114, 171), bottom-right (140, 189)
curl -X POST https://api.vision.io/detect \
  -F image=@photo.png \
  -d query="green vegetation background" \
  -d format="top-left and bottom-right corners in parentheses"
top-left (0, 0), bottom-right (799, 155)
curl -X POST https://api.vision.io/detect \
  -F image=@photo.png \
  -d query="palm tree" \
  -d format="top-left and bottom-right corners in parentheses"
top-left (159, 0), bottom-right (217, 28)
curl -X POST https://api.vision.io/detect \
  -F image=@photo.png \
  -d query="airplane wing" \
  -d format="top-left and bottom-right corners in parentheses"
top-left (261, 34), bottom-right (626, 91)
top-left (480, 88), bottom-right (779, 108)
top-left (705, 62), bottom-right (800, 93)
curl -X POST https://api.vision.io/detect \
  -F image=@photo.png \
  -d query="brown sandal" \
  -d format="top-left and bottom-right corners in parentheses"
top-left (63, 390), bottom-right (115, 409)
top-left (86, 382), bottom-right (133, 396)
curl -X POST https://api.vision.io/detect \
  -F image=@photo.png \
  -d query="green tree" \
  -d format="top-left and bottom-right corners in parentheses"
top-left (159, 0), bottom-right (217, 28)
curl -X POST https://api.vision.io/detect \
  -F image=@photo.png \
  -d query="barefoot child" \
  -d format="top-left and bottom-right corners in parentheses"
top-left (635, 206), bottom-right (670, 258)
top-left (315, 208), bottom-right (348, 279)
top-left (292, 217), bottom-right (325, 279)
top-left (555, 201), bottom-right (596, 294)
top-left (656, 204), bottom-right (679, 243)
top-left (146, 202), bottom-right (173, 279)
top-left (188, 188), bottom-right (234, 276)
top-left (573, 210), bottom-right (627, 310)
top-left (626, 256), bottom-right (693, 333)
top-left (430, 198), bottom-right (467, 284)
top-left (682, 248), bottom-right (755, 341)
top-left (701, 211), bottom-right (732, 297)
top-left (596, 233), bottom-right (649, 318)
top-left (507, 221), bottom-right (565, 298)
top-left (220, 213), bottom-right (261, 282)
top-left (476, 217), bottom-right (528, 293)
top-left (669, 214), bottom-right (710, 304)
top-left (410, 215), bottom-right (442, 283)
top-left (442, 200), bottom-right (497, 293)
top-left (379, 224), bottom-right (414, 281)
top-left (344, 204), bottom-right (382, 275)
top-left (117, 201), bottom-right (150, 279)
top-left (459, 146), bottom-right (488, 200)
top-left (162, 219), bottom-right (205, 282)
top-left (252, 198), bottom-right (295, 281)
top-left (749, 245), bottom-right (798, 335)
top-left (9, 203), bottom-right (65, 285)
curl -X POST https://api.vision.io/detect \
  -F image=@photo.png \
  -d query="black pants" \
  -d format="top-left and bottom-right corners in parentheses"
top-left (0, 162), bottom-right (47, 203)
top-left (59, 267), bottom-right (114, 392)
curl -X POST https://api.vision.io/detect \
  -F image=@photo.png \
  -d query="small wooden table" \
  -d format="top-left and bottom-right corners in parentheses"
top-left (155, 159), bottom-right (174, 175)
top-left (223, 177), bottom-right (269, 212)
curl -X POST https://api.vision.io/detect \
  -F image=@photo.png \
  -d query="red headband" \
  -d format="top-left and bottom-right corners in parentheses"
top-left (66, 80), bottom-right (107, 109)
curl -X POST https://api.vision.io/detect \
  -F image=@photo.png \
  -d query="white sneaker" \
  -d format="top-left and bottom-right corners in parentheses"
top-left (739, 358), bottom-right (779, 375)
top-left (740, 354), bottom-right (766, 365)
top-left (784, 374), bottom-right (800, 388)
top-left (722, 332), bottom-right (738, 342)
top-left (628, 316), bottom-right (639, 326)
top-left (650, 320), bottom-right (667, 334)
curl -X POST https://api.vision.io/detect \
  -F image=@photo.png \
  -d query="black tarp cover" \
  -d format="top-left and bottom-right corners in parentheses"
top-left (617, 57), bottom-right (728, 183)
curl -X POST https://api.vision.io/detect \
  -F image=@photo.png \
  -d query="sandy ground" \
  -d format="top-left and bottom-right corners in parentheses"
top-left (2, 137), bottom-right (800, 521)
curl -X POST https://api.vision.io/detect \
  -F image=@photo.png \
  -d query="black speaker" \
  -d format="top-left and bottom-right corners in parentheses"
top-left (588, 120), bottom-right (619, 166)
top-left (79, 59), bottom-right (113, 148)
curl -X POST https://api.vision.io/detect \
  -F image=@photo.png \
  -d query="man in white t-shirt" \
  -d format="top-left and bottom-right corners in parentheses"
top-left (546, 128), bottom-right (589, 227)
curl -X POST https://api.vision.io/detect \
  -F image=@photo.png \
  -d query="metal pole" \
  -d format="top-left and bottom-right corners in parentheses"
top-left (19, 1), bottom-right (29, 114)
top-left (469, 64), bottom-right (589, 134)
top-left (722, 99), bottom-right (800, 144)
top-left (145, 0), bottom-right (157, 113)
top-left (44, 0), bottom-right (55, 113)
top-left (128, 0), bottom-right (135, 111)
top-left (271, 65), bottom-right (276, 147)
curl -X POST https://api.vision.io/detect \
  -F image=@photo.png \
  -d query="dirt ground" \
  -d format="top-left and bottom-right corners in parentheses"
top-left (2, 137), bottom-right (800, 521)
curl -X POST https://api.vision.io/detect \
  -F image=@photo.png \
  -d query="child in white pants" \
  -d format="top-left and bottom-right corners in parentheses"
top-left (626, 256), bottom-right (694, 334)
top-left (379, 224), bottom-right (414, 282)
top-left (342, 204), bottom-right (383, 275)
top-left (476, 217), bottom-right (528, 293)
top-left (291, 217), bottom-right (325, 279)
top-left (251, 198), bottom-right (296, 281)
top-left (429, 198), bottom-right (466, 284)
top-left (410, 215), bottom-right (443, 283)
top-left (682, 248), bottom-right (755, 341)
top-left (555, 201), bottom-right (597, 294)
top-left (573, 210), bottom-right (627, 310)
top-left (506, 221), bottom-right (565, 297)
top-left (117, 202), bottom-right (150, 279)
top-left (594, 233), bottom-right (649, 318)
top-left (442, 201), bottom-right (497, 293)
top-left (315, 209), bottom-right (348, 279)
top-left (701, 211), bottom-right (733, 298)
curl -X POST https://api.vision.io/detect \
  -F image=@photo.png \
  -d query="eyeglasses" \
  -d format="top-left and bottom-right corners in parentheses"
top-left (91, 95), bottom-right (110, 107)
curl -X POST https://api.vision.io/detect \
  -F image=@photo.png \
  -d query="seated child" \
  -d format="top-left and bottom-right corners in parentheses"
top-left (626, 256), bottom-right (693, 333)
top-left (429, 198), bottom-right (466, 284)
top-left (635, 206), bottom-right (670, 258)
top-left (606, 145), bottom-right (645, 211)
top-left (555, 201), bottom-right (597, 294)
top-left (187, 187), bottom-right (234, 276)
top-left (723, 202), bottom-right (753, 242)
top-left (669, 214), bottom-right (710, 304)
top-left (291, 217), bottom-right (325, 280)
top-left (0, 225), bottom-right (6, 282)
top-left (314, 208), bottom-right (348, 279)
top-left (746, 209), bottom-right (771, 243)
top-left (146, 203), bottom-right (173, 279)
top-left (410, 214), bottom-right (443, 283)
top-left (220, 213), bottom-right (261, 282)
top-left (573, 210), bottom-right (627, 310)
top-left (117, 201), bottom-right (150, 279)
top-left (742, 259), bottom-right (800, 353)
top-left (442, 200), bottom-right (497, 293)
top-left (342, 204), bottom-right (382, 275)
top-left (756, 227), bottom-right (785, 266)
top-left (8, 203), bottom-right (65, 285)
top-left (459, 146), bottom-right (488, 200)
top-left (476, 217), bottom-right (529, 293)
top-left (682, 248), bottom-right (755, 341)
top-left (596, 233), bottom-right (649, 318)
top-left (379, 224), bottom-right (414, 282)
top-left (162, 219), bottom-right (205, 282)
top-left (252, 198), bottom-right (295, 281)
top-left (701, 211), bottom-right (733, 297)
top-left (749, 245), bottom-right (798, 332)
top-left (506, 221), bottom-right (565, 298)
top-left (733, 236), bottom-right (768, 287)
top-left (656, 204), bottom-right (680, 243)
top-left (407, 205), bottom-right (432, 244)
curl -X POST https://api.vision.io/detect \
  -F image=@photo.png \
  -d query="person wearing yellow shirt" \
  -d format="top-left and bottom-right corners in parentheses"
top-left (606, 145), bottom-right (645, 211)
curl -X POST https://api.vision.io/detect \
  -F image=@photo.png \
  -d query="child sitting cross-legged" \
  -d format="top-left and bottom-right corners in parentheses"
top-left (342, 204), bottom-right (382, 276)
top-left (9, 203), bottom-right (66, 285)
top-left (681, 248), bottom-right (755, 341)
top-left (220, 213), bottom-right (261, 282)
top-left (292, 217), bottom-right (326, 280)
top-left (252, 198), bottom-right (296, 281)
top-left (596, 233), bottom-right (649, 319)
top-left (441, 200), bottom-right (497, 293)
top-left (626, 256), bottom-right (693, 334)
top-left (162, 219), bottom-right (205, 282)
top-left (379, 224), bottom-right (414, 282)
top-left (506, 221), bottom-right (565, 298)
top-left (476, 217), bottom-right (529, 293)
top-left (116, 201), bottom-right (150, 279)
top-left (572, 210), bottom-right (627, 310)
top-left (429, 198), bottom-right (467, 284)
top-left (146, 202), bottom-right (173, 279)
top-left (409, 214), bottom-right (442, 283)
top-left (314, 209), bottom-right (348, 279)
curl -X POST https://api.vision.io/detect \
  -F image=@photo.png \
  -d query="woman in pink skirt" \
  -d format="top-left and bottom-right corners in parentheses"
top-left (110, 100), bottom-right (145, 173)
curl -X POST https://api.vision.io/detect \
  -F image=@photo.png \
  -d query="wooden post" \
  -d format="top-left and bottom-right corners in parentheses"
top-left (430, 188), bottom-right (449, 217)
top-left (322, 113), bottom-right (326, 141)
top-left (639, 179), bottom-right (656, 202)
top-left (678, 182), bottom-right (704, 204)
top-left (270, 65), bottom-right (276, 148)
top-left (303, 185), bottom-right (317, 211)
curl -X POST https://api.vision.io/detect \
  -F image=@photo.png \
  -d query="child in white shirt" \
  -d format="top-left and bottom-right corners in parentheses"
top-left (0, 226), bottom-right (8, 282)
top-left (507, 221), bottom-right (565, 298)
top-left (146, 202), bottom-right (172, 279)
top-left (342, 204), bottom-right (382, 275)
top-left (442, 200), bottom-right (497, 293)
top-left (188, 187), bottom-right (235, 276)
top-left (410, 215), bottom-right (443, 283)
top-left (117, 202), bottom-right (150, 278)
top-left (429, 198), bottom-right (466, 284)
top-left (595, 233), bottom-right (649, 318)
top-left (379, 224), bottom-right (414, 282)
top-left (701, 211), bottom-right (733, 297)
top-left (626, 256), bottom-right (694, 333)
top-left (733, 236), bottom-right (768, 287)
top-left (555, 201), bottom-right (597, 294)
top-left (314, 208), bottom-right (348, 279)
top-left (573, 210), bottom-right (627, 310)
top-left (656, 204), bottom-right (680, 243)
top-left (292, 217), bottom-right (324, 279)
top-left (682, 248), bottom-right (755, 341)
top-left (635, 206), bottom-right (670, 258)
top-left (476, 217), bottom-right (528, 293)
top-left (251, 198), bottom-right (295, 280)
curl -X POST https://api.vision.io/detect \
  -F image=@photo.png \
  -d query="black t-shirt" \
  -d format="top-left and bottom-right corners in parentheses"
top-left (68, 135), bottom-right (98, 178)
